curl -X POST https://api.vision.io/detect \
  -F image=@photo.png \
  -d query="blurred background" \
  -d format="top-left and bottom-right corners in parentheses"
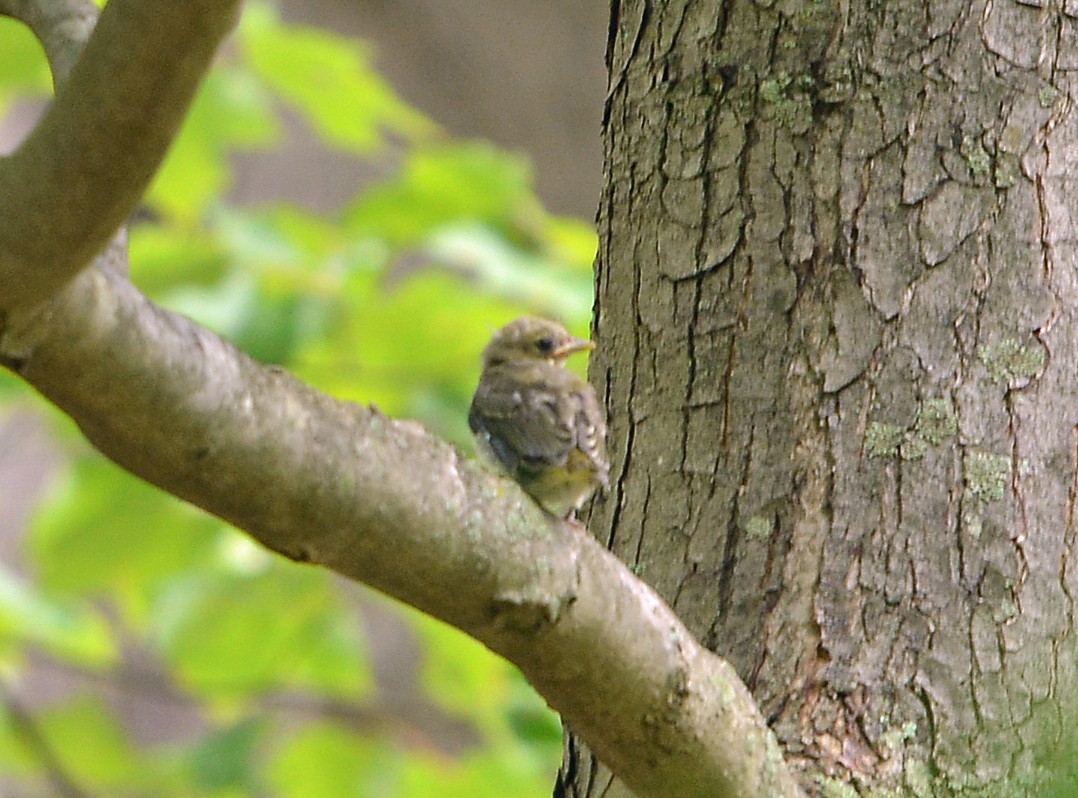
top-left (0, 0), bottom-right (607, 795)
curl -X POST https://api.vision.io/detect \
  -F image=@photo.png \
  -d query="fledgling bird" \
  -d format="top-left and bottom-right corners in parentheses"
top-left (469, 317), bottom-right (609, 519)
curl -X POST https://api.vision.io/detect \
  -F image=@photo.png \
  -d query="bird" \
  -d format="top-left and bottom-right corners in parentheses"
top-left (469, 317), bottom-right (609, 519)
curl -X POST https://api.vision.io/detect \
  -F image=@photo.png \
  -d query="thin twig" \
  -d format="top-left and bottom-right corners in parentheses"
top-left (0, 678), bottom-right (93, 798)
top-left (28, 652), bottom-right (480, 756)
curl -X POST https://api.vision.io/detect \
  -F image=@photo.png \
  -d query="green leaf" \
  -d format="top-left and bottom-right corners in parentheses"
top-left (188, 717), bottom-right (264, 793)
top-left (345, 143), bottom-right (540, 245)
top-left (160, 206), bottom-right (351, 365)
top-left (399, 603), bottom-right (561, 792)
top-left (162, 271), bottom-right (261, 342)
top-left (397, 746), bottom-right (555, 798)
top-left (505, 678), bottom-right (562, 749)
top-left (0, 18), bottom-right (50, 99)
top-left (543, 214), bottom-right (601, 273)
top-left (425, 223), bottom-right (593, 322)
top-left (0, 566), bottom-right (115, 666)
top-left (270, 723), bottom-right (396, 798)
top-left (152, 561), bottom-right (369, 700)
top-left (0, 705), bottom-right (34, 778)
top-left (148, 68), bottom-right (279, 221)
top-left (0, 371), bottom-right (24, 399)
top-left (129, 222), bottom-right (229, 297)
top-left (167, 271), bottom-right (328, 366)
top-left (32, 696), bottom-right (143, 787)
top-left (30, 458), bottom-right (221, 612)
top-left (414, 626), bottom-right (508, 728)
top-left (406, 606), bottom-right (530, 733)
top-left (293, 267), bottom-right (516, 443)
top-left (241, 3), bottom-right (431, 152)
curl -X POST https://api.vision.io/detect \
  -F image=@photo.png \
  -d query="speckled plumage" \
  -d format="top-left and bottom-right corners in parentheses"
top-left (469, 317), bottom-right (608, 518)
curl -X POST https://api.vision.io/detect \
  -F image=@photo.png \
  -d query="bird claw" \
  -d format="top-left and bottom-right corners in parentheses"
top-left (563, 514), bottom-right (588, 532)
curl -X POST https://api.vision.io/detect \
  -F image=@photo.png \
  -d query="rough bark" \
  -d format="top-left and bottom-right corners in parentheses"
top-left (0, 3), bottom-right (807, 797)
top-left (567, 0), bottom-right (1078, 796)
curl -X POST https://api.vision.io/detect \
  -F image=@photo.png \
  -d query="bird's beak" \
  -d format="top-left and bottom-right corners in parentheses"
top-left (553, 336), bottom-right (596, 359)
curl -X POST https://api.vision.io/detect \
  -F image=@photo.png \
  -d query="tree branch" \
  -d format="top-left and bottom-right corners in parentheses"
top-left (1, 250), bottom-right (804, 798)
top-left (0, 0), bottom-right (97, 84)
top-left (0, 679), bottom-right (93, 798)
top-left (0, 0), bottom-right (240, 312)
top-left (0, 3), bottom-right (807, 797)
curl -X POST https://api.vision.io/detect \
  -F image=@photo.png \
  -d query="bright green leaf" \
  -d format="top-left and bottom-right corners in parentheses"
top-left (148, 68), bottom-right (279, 221)
top-left (543, 215), bottom-right (600, 272)
top-left (397, 745), bottom-right (555, 798)
top-left (407, 607), bottom-right (515, 727)
top-left (129, 221), bottom-right (229, 296)
top-left (241, 3), bottom-right (431, 152)
top-left (345, 143), bottom-right (540, 245)
top-left (0, 566), bottom-right (115, 666)
top-left (270, 723), bottom-right (397, 798)
top-left (293, 268), bottom-right (516, 442)
top-left (152, 563), bottom-right (369, 700)
top-left (30, 457), bottom-right (220, 615)
top-left (425, 223), bottom-right (593, 321)
top-left (0, 18), bottom-right (50, 99)
top-left (160, 206), bottom-right (351, 365)
top-left (33, 696), bottom-right (143, 787)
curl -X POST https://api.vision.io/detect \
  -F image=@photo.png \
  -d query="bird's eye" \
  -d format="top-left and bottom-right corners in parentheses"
top-left (536, 337), bottom-right (556, 355)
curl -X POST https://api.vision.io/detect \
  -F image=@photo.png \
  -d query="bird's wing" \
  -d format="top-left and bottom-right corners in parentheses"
top-left (571, 380), bottom-right (609, 483)
top-left (469, 366), bottom-right (577, 475)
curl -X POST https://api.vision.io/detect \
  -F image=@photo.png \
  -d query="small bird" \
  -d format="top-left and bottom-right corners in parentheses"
top-left (469, 317), bottom-right (609, 519)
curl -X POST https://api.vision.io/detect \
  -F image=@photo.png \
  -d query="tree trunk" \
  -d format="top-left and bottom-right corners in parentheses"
top-left (564, 0), bottom-right (1078, 794)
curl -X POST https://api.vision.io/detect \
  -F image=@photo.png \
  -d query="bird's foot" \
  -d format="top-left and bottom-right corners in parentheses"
top-left (563, 513), bottom-right (588, 532)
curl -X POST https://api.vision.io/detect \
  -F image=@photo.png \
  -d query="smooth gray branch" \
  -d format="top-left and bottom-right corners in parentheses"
top-left (0, 0), bottom-right (240, 312)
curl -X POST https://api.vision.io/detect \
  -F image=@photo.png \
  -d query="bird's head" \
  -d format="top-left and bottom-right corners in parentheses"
top-left (482, 317), bottom-right (595, 367)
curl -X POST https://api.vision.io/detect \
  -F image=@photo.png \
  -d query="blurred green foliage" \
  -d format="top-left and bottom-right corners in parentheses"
top-left (0, 2), bottom-right (594, 795)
